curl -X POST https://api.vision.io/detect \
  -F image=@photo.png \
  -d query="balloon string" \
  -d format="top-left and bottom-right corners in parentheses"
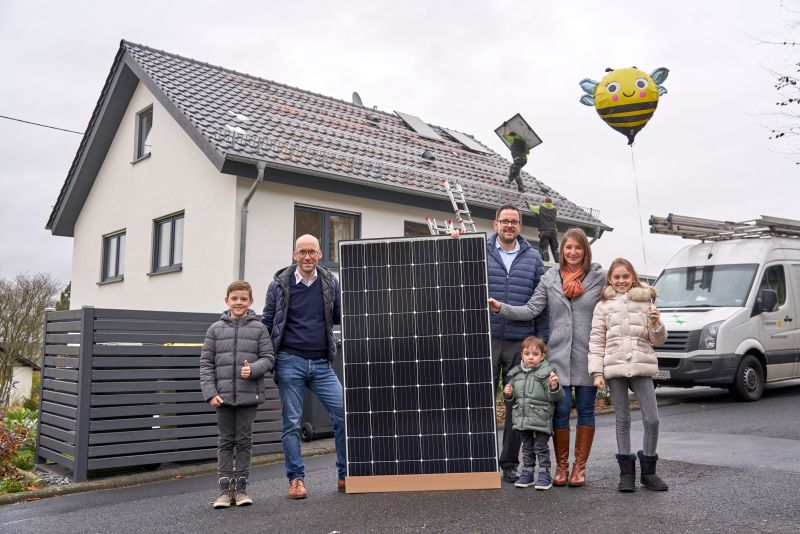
top-left (629, 146), bottom-right (649, 275)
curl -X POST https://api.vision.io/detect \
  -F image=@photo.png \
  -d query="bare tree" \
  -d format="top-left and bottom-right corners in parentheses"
top-left (0, 273), bottom-right (60, 404)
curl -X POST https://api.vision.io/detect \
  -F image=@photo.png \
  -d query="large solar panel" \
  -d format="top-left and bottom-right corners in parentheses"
top-left (444, 128), bottom-right (492, 154)
top-left (339, 234), bottom-right (500, 493)
top-left (395, 111), bottom-right (445, 141)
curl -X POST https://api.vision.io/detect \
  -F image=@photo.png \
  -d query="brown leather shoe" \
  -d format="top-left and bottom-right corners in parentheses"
top-left (289, 478), bottom-right (307, 499)
top-left (337, 478), bottom-right (346, 492)
top-left (552, 428), bottom-right (570, 486)
top-left (568, 425), bottom-right (596, 487)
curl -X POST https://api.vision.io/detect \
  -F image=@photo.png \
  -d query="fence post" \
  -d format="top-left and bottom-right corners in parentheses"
top-left (35, 308), bottom-right (55, 466)
top-left (72, 306), bottom-right (95, 482)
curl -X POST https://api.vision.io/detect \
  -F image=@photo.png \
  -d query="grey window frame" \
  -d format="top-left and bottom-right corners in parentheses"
top-left (294, 206), bottom-right (360, 268)
top-left (134, 106), bottom-right (153, 161)
top-left (100, 230), bottom-right (125, 283)
top-left (150, 212), bottom-right (184, 275)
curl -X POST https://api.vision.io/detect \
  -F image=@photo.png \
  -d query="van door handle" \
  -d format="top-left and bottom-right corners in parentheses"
top-left (785, 316), bottom-right (793, 322)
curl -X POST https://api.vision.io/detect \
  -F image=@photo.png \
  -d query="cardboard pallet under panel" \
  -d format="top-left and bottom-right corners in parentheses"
top-left (345, 471), bottom-right (501, 494)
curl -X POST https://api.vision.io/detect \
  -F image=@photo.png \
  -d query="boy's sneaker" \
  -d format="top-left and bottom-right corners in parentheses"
top-left (535, 470), bottom-right (553, 490)
top-left (514, 470), bottom-right (535, 488)
top-left (213, 476), bottom-right (232, 508)
top-left (234, 476), bottom-right (253, 506)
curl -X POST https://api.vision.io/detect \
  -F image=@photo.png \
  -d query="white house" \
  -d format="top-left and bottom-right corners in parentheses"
top-left (7, 356), bottom-right (39, 405)
top-left (47, 41), bottom-right (610, 313)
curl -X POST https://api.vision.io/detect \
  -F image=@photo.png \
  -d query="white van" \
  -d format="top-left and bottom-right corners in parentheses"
top-left (652, 237), bottom-right (800, 401)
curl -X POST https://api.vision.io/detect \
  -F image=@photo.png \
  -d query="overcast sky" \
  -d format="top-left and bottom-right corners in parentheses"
top-left (1, 0), bottom-right (798, 287)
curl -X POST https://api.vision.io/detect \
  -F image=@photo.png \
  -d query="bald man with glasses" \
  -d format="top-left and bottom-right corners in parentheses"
top-left (487, 205), bottom-right (549, 482)
top-left (262, 234), bottom-right (344, 499)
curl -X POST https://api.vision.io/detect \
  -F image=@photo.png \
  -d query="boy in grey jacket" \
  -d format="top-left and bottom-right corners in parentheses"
top-left (200, 281), bottom-right (275, 508)
top-left (503, 336), bottom-right (564, 490)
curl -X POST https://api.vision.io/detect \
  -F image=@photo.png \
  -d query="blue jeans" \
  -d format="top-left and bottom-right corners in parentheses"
top-left (553, 385), bottom-right (597, 429)
top-left (274, 352), bottom-right (346, 481)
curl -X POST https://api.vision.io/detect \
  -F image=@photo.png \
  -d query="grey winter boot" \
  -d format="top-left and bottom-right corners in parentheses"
top-left (213, 476), bottom-right (233, 508)
top-left (616, 453), bottom-right (637, 492)
top-left (233, 476), bottom-right (253, 506)
top-left (638, 451), bottom-right (669, 491)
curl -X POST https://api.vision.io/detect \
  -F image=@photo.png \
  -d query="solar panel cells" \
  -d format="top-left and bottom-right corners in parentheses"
top-left (339, 234), bottom-right (498, 486)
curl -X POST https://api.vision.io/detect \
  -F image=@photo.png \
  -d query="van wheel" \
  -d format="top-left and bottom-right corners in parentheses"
top-left (729, 355), bottom-right (764, 402)
top-left (301, 422), bottom-right (314, 442)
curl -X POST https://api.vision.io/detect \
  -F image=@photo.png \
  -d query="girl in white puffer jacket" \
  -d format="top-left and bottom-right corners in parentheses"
top-left (588, 258), bottom-right (669, 493)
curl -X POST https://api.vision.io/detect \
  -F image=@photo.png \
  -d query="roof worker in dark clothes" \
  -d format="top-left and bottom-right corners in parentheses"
top-left (528, 196), bottom-right (559, 263)
top-left (501, 127), bottom-right (530, 193)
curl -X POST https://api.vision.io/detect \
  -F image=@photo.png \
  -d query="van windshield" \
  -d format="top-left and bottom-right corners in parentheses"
top-left (654, 264), bottom-right (758, 308)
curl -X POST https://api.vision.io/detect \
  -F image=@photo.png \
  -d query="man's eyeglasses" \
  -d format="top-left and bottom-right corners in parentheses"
top-left (294, 249), bottom-right (321, 257)
top-left (497, 219), bottom-right (521, 227)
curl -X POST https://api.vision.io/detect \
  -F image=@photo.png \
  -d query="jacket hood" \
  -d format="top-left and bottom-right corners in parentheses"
top-left (220, 309), bottom-right (259, 324)
top-left (602, 285), bottom-right (654, 301)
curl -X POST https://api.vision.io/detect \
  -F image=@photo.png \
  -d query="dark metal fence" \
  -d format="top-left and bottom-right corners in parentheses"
top-left (36, 307), bottom-right (283, 482)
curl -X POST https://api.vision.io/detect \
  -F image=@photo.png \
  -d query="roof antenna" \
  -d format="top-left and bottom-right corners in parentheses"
top-left (352, 92), bottom-right (364, 107)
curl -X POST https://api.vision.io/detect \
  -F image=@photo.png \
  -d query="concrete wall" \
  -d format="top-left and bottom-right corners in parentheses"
top-left (70, 81), bottom-right (237, 312)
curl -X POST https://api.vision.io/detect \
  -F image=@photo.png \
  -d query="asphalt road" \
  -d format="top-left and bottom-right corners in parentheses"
top-left (2, 382), bottom-right (799, 533)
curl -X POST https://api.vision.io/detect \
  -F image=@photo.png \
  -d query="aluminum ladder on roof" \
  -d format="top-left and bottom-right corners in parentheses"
top-left (649, 213), bottom-right (800, 241)
top-left (445, 181), bottom-right (477, 233)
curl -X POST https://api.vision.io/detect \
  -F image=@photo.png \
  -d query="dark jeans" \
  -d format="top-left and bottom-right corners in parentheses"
top-left (520, 430), bottom-right (551, 472)
top-left (508, 157), bottom-right (527, 189)
top-left (538, 230), bottom-right (559, 263)
top-left (216, 404), bottom-right (258, 478)
top-left (553, 385), bottom-right (597, 429)
top-left (492, 337), bottom-right (523, 470)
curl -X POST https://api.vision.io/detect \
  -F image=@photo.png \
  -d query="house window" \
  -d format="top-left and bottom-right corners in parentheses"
top-left (404, 221), bottom-right (430, 237)
top-left (101, 231), bottom-right (125, 282)
top-left (135, 106), bottom-right (153, 160)
top-left (152, 212), bottom-right (184, 274)
top-left (294, 206), bottom-right (359, 267)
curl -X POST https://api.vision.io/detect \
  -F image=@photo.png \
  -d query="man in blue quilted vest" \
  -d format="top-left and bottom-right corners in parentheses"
top-left (487, 204), bottom-right (549, 482)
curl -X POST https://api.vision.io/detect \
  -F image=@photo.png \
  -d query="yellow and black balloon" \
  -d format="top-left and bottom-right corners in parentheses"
top-left (579, 67), bottom-right (669, 145)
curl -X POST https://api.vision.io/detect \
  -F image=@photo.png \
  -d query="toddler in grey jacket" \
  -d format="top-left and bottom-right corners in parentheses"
top-left (200, 281), bottom-right (275, 508)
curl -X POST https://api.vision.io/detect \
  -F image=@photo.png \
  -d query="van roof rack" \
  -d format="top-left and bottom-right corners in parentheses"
top-left (649, 213), bottom-right (800, 241)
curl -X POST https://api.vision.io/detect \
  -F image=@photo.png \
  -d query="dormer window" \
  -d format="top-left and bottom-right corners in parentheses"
top-left (135, 106), bottom-right (153, 160)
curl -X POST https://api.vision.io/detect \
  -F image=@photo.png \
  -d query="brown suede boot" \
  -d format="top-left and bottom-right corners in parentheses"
top-left (551, 428), bottom-right (570, 487)
top-left (568, 425), bottom-right (595, 487)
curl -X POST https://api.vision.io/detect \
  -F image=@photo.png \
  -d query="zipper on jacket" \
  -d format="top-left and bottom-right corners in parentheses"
top-left (233, 320), bottom-right (239, 404)
top-left (521, 371), bottom-right (531, 422)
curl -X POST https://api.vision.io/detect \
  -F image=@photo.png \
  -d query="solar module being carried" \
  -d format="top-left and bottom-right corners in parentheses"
top-left (338, 234), bottom-right (500, 493)
top-left (495, 113), bottom-right (543, 152)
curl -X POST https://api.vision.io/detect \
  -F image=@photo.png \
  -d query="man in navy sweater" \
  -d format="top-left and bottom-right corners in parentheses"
top-left (263, 234), bottom-right (343, 499)
top-left (487, 205), bottom-right (549, 482)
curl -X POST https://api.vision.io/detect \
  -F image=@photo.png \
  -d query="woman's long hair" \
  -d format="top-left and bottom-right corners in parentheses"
top-left (558, 228), bottom-right (592, 272)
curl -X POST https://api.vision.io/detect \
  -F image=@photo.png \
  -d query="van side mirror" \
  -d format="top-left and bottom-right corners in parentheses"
top-left (755, 289), bottom-right (778, 315)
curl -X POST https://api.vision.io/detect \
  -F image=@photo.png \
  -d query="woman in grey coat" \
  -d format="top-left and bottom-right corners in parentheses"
top-left (490, 228), bottom-right (605, 488)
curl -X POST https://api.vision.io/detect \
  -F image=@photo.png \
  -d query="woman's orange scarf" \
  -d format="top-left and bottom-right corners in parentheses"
top-left (560, 267), bottom-right (586, 299)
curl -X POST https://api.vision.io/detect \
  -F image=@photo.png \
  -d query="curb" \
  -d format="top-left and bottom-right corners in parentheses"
top-left (3, 398), bottom-right (682, 506)
top-left (0, 445), bottom-right (336, 506)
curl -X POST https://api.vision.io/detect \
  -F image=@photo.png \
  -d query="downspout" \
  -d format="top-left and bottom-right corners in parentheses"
top-left (238, 161), bottom-right (266, 280)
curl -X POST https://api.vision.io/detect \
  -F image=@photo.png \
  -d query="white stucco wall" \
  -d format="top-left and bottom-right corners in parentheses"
top-left (9, 366), bottom-right (33, 404)
top-left (70, 81), bottom-right (237, 312)
top-left (238, 180), bottom-right (544, 303)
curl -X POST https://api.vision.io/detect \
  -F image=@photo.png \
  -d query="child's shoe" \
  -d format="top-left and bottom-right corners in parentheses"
top-left (233, 476), bottom-right (253, 506)
top-left (514, 469), bottom-right (535, 488)
top-left (213, 476), bottom-right (232, 508)
top-left (534, 469), bottom-right (553, 490)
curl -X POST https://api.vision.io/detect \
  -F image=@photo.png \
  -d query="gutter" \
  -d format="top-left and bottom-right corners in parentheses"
top-left (234, 158), bottom-right (266, 280)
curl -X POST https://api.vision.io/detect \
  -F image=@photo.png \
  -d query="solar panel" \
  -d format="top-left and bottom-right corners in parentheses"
top-left (339, 234), bottom-right (500, 493)
top-left (395, 111), bottom-right (445, 141)
top-left (444, 129), bottom-right (492, 154)
top-left (495, 113), bottom-right (543, 151)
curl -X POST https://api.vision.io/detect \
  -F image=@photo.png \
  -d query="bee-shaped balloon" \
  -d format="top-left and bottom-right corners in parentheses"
top-left (579, 67), bottom-right (669, 145)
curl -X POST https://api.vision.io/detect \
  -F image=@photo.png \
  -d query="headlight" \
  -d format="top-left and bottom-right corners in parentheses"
top-left (700, 321), bottom-right (723, 350)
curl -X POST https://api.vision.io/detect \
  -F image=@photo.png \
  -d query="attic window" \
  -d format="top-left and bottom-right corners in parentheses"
top-left (135, 106), bottom-right (153, 160)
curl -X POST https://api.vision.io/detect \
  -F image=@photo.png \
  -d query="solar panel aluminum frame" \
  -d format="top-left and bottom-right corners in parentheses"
top-left (338, 233), bottom-right (500, 493)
